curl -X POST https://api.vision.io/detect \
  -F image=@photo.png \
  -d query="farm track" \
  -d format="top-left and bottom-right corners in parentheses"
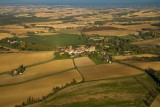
top-left (0, 60), bottom-right (145, 88)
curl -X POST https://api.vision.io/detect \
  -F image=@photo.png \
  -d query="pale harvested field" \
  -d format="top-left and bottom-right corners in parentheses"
top-left (15, 14), bottom-right (31, 17)
top-left (25, 21), bottom-right (63, 26)
top-left (85, 30), bottom-right (137, 36)
top-left (151, 95), bottom-right (160, 107)
top-left (74, 57), bottom-right (95, 67)
top-left (78, 63), bottom-right (143, 81)
top-left (57, 29), bottom-right (80, 35)
top-left (0, 33), bottom-right (13, 40)
top-left (34, 12), bottom-right (61, 19)
top-left (36, 23), bottom-right (85, 29)
top-left (0, 24), bottom-right (48, 35)
top-left (0, 51), bottom-right (54, 72)
top-left (122, 11), bottom-right (160, 18)
top-left (123, 61), bottom-right (160, 71)
top-left (0, 25), bottom-right (24, 29)
top-left (114, 54), bottom-right (158, 60)
top-left (123, 24), bottom-right (159, 31)
top-left (132, 10), bottom-right (160, 18)
top-left (0, 69), bottom-right (82, 107)
top-left (0, 59), bottom-right (74, 85)
top-left (75, 16), bottom-right (104, 22)
top-left (2, 28), bottom-right (48, 35)
top-left (132, 38), bottom-right (160, 45)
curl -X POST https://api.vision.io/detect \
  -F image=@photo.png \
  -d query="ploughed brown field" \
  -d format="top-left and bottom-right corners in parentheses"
top-left (78, 63), bottom-right (143, 81)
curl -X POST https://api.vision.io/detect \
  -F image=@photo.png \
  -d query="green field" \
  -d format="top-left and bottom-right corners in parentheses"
top-left (18, 33), bottom-right (86, 47)
top-left (31, 74), bottom-right (159, 107)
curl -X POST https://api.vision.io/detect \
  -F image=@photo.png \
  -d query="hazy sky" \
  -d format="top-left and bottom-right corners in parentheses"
top-left (0, 0), bottom-right (160, 5)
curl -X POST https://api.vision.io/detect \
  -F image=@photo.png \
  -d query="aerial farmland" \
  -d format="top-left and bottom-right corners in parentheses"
top-left (0, 1), bottom-right (160, 107)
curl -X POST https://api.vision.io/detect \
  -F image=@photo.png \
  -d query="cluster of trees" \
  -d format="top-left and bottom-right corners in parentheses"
top-left (59, 16), bottom-right (79, 23)
top-left (114, 16), bottom-right (160, 22)
top-left (0, 14), bottom-right (51, 25)
top-left (126, 56), bottom-right (160, 61)
top-left (88, 52), bottom-right (113, 64)
top-left (0, 38), bottom-right (55, 51)
top-left (145, 68), bottom-right (160, 87)
top-left (107, 37), bottom-right (160, 55)
top-left (16, 79), bottom-right (80, 107)
top-left (107, 37), bottom-right (133, 55)
top-left (54, 52), bottom-right (70, 60)
top-left (0, 46), bottom-right (10, 51)
top-left (134, 31), bottom-right (160, 40)
top-left (151, 23), bottom-right (160, 27)
top-left (143, 89), bottom-right (157, 107)
top-left (94, 21), bottom-right (107, 25)
top-left (82, 26), bottom-right (123, 32)
top-left (11, 65), bottom-right (26, 76)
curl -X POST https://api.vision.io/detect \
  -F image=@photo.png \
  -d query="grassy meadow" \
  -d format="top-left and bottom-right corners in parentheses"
top-left (17, 33), bottom-right (86, 47)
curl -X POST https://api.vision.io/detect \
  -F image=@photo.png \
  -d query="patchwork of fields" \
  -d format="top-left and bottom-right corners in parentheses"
top-left (0, 7), bottom-right (159, 107)
top-left (0, 55), bottom-right (153, 107)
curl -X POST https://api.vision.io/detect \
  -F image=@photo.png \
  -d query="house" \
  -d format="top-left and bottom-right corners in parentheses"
top-left (13, 70), bottom-right (18, 75)
top-left (65, 46), bottom-right (74, 55)
top-left (85, 46), bottom-right (96, 52)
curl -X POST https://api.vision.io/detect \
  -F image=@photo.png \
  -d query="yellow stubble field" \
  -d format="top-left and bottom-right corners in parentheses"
top-left (123, 61), bottom-right (160, 71)
top-left (114, 54), bottom-right (158, 60)
top-left (0, 59), bottom-right (75, 85)
top-left (0, 33), bottom-right (13, 40)
top-left (0, 51), bottom-right (54, 72)
top-left (132, 38), bottom-right (160, 45)
top-left (74, 57), bottom-right (95, 67)
top-left (0, 69), bottom-right (82, 107)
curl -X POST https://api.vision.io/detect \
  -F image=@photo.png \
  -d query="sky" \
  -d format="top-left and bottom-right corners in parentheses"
top-left (0, 0), bottom-right (160, 5)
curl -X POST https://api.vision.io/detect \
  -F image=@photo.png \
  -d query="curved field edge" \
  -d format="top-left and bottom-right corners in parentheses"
top-left (29, 73), bottom-right (159, 107)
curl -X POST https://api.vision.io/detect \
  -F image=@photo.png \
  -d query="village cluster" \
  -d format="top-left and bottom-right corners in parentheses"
top-left (58, 45), bottom-right (96, 57)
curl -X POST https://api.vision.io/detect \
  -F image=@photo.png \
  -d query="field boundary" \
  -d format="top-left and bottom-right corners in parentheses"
top-left (72, 59), bottom-right (85, 82)
top-left (117, 61), bottom-right (145, 72)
